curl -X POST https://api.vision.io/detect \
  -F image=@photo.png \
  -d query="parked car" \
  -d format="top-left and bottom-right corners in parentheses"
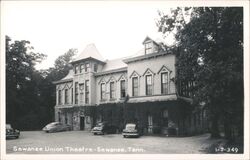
top-left (122, 123), bottom-right (142, 138)
top-left (42, 122), bottom-right (71, 133)
top-left (6, 124), bottom-right (20, 139)
top-left (91, 122), bottom-right (118, 135)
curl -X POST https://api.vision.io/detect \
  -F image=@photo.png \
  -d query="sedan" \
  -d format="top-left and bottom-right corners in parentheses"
top-left (6, 124), bottom-right (20, 139)
top-left (91, 122), bottom-right (118, 135)
top-left (122, 123), bottom-right (142, 138)
top-left (42, 122), bottom-right (71, 133)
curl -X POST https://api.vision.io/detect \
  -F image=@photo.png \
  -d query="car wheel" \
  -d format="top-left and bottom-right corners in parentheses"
top-left (94, 133), bottom-right (97, 135)
top-left (123, 135), bottom-right (126, 138)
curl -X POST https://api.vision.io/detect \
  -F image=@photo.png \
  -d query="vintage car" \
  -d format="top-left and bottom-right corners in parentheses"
top-left (6, 124), bottom-right (20, 139)
top-left (42, 122), bottom-right (71, 133)
top-left (91, 122), bottom-right (118, 135)
top-left (122, 123), bottom-right (142, 138)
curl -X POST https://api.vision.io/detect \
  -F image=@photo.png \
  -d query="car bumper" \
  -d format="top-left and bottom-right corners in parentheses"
top-left (122, 132), bottom-right (139, 137)
top-left (6, 133), bottom-right (19, 138)
top-left (91, 130), bottom-right (103, 134)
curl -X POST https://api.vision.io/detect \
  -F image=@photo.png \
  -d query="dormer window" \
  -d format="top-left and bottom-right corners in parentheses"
top-left (145, 42), bottom-right (153, 54)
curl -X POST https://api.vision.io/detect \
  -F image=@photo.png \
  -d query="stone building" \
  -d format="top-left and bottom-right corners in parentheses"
top-left (53, 36), bottom-right (209, 135)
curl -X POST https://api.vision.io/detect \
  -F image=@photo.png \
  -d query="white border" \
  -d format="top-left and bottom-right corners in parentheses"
top-left (1, 1), bottom-right (249, 160)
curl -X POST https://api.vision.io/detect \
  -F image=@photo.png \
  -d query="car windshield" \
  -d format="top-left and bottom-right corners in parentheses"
top-left (125, 124), bottom-right (136, 130)
top-left (6, 124), bottom-right (11, 129)
top-left (96, 123), bottom-right (104, 127)
top-left (46, 122), bottom-right (59, 127)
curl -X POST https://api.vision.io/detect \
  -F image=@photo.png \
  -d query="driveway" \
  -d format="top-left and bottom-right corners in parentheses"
top-left (6, 131), bottom-right (222, 154)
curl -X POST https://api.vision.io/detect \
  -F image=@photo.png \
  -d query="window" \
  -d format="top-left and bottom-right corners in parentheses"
top-left (85, 63), bottom-right (90, 72)
top-left (65, 113), bottom-right (68, 124)
top-left (80, 64), bottom-right (84, 73)
top-left (64, 89), bottom-right (69, 104)
top-left (71, 88), bottom-right (73, 104)
top-left (94, 64), bottom-right (98, 72)
top-left (101, 83), bottom-right (106, 100)
top-left (161, 72), bottom-right (168, 94)
top-left (110, 82), bottom-right (115, 99)
top-left (75, 65), bottom-right (79, 74)
top-left (85, 92), bottom-right (89, 104)
top-left (58, 90), bottom-right (62, 105)
top-left (75, 82), bottom-right (79, 105)
top-left (85, 80), bottom-right (89, 104)
top-left (79, 84), bottom-right (84, 104)
top-left (58, 112), bottom-right (61, 122)
top-left (132, 77), bottom-right (139, 96)
top-left (145, 42), bottom-right (153, 54)
top-left (163, 109), bottom-right (168, 127)
top-left (120, 80), bottom-right (126, 98)
top-left (146, 75), bottom-right (152, 95)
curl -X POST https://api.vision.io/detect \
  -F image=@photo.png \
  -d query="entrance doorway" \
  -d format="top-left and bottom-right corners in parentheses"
top-left (148, 115), bottom-right (153, 134)
top-left (80, 116), bottom-right (85, 130)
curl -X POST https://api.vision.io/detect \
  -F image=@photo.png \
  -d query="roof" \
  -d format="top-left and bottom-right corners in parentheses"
top-left (123, 50), bottom-right (170, 64)
top-left (102, 58), bottom-right (127, 72)
top-left (95, 58), bottom-right (128, 76)
top-left (53, 69), bottom-right (73, 84)
top-left (72, 43), bottom-right (105, 63)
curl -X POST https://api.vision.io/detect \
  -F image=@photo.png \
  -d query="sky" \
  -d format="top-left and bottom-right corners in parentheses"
top-left (2, 1), bottom-right (177, 70)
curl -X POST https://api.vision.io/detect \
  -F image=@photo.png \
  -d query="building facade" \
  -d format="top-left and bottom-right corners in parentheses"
top-left (54, 37), bottom-right (209, 136)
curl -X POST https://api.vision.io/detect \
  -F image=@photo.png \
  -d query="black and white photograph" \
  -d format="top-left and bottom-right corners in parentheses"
top-left (0, 1), bottom-right (249, 160)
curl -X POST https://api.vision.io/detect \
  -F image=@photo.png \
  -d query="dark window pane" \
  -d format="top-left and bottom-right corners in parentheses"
top-left (132, 77), bottom-right (138, 96)
top-left (146, 75), bottom-right (152, 95)
top-left (120, 80), bottom-right (126, 98)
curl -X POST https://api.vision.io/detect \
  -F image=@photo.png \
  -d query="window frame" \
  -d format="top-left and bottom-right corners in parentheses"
top-left (85, 63), bottom-right (90, 72)
top-left (100, 83), bottom-right (106, 100)
top-left (161, 72), bottom-right (168, 94)
top-left (85, 80), bottom-right (89, 104)
top-left (64, 89), bottom-right (69, 104)
top-left (145, 42), bottom-right (153, 54)
top-left (132, 77), bottom-right (139, 97)
top-left (75, 65), bottom-right (79, 74)
top-left (120, 80), bottom-right (126, 98)
top-left (80, 64), bottom-right (84, 73)
top-left (145, 75), bottom-right (153, 95)
top-left (58, 90), bottom-right (62, 105)
top-left (75, 82), bottom-right (79, 105)
top-left (110, 81), bottom-right (115, 99)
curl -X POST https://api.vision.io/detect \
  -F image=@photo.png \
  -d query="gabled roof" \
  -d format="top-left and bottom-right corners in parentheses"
top-left (72, 43), bottom-right (105, 63)
top-left (142, 36), bottom-right (159, 46)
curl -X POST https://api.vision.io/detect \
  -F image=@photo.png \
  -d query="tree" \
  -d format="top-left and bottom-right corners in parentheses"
top-left (6, 36), bottom-right (77, 130)
top-left (6, 36), bottom-right (47, 129)
top-left (157, 7), bottom-right (243, 140)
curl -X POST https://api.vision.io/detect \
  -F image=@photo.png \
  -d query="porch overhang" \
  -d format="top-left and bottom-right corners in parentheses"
top-left (127, 94), bottom-right (177, 103)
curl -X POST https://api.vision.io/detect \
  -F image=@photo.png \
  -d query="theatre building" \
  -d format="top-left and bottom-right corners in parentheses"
top-left (53, 36), bottom-right (209, 136)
